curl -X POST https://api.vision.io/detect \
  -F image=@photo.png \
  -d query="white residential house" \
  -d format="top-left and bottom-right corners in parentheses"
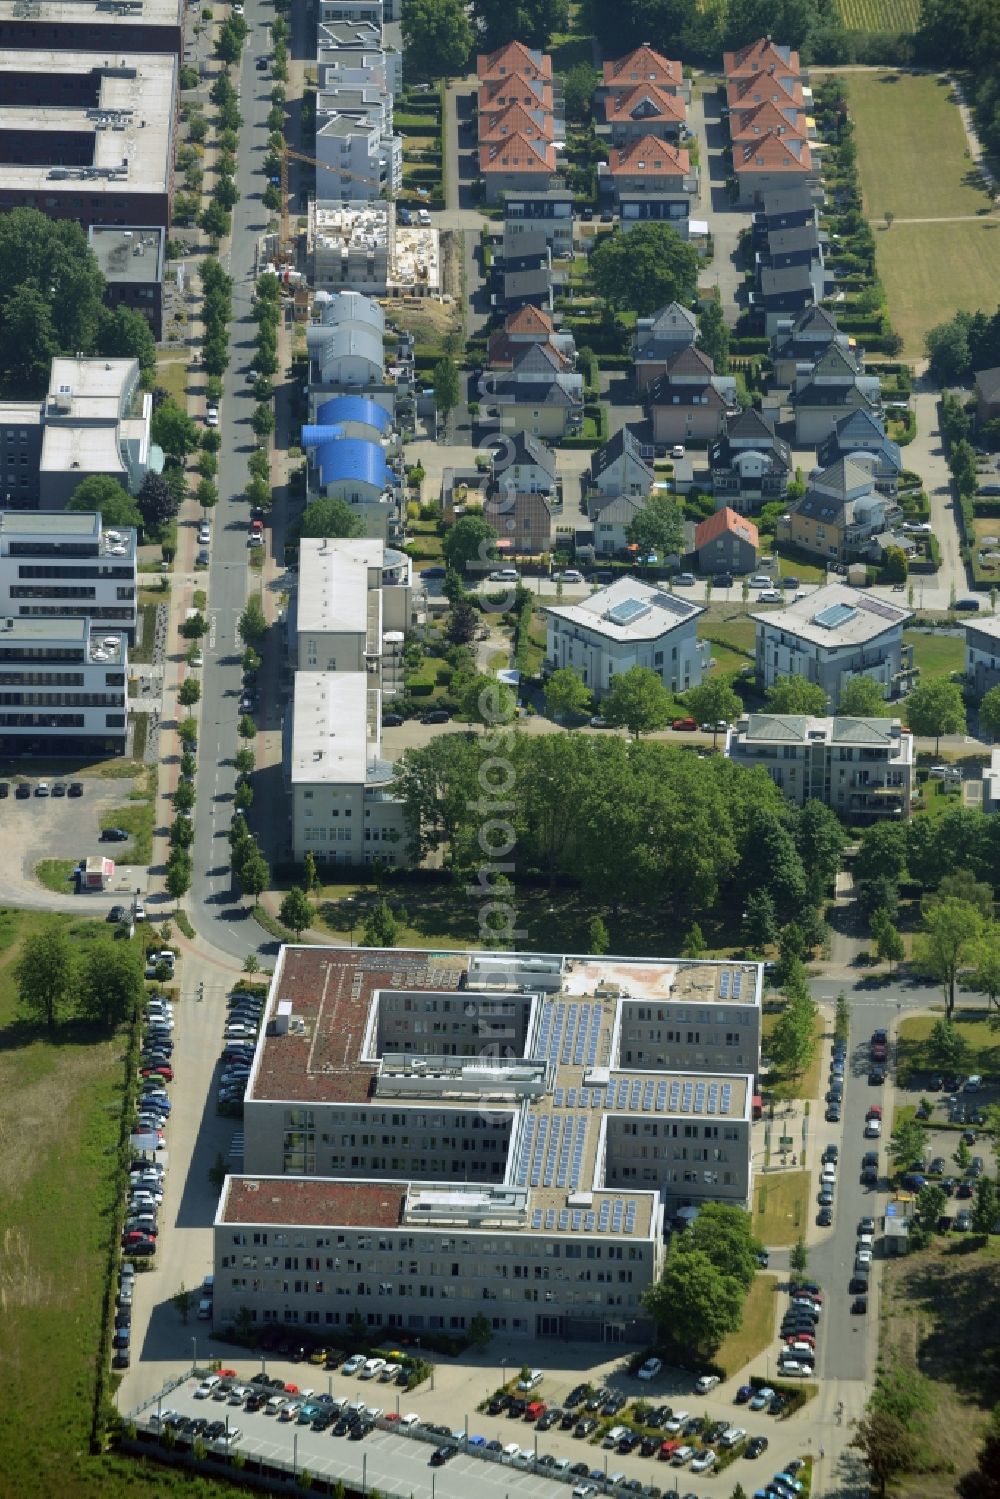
top-left (0, 510), bottom-right (137, 639)
top-left (294, 536), bottom-right (411, 695)
top-left (751, 583), bottom-right (912, 707)
top-left (725, 713), bottom-right (913, 819)
top-left (965, 615), bottom-right (1000, 697)
top-left (545, 576), bottom-right (706, 696)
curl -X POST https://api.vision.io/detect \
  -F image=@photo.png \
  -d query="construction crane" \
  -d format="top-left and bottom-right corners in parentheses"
top-left (278, 140), bottom-right (395, 264)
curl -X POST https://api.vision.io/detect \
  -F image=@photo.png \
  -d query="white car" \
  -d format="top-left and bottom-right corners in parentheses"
top-left (503, 1442), bottom-right (520, 1460)
top-left (664, 1410), bottom-right (690, 1433)
top-left (198, 525), bottom-right (212, 545)
top-left (205, 405), bottom-right (219, 427)
top-left (821, 1162), bottom-right (837, 1184)
top-left (865, 1118), bottom-right (882, 1137)
top-left (671, 1445), bottom-right (695, 1465)
top-left (965, 1074), bottom-right (983, 1091)
top-left (602, 1425), bottom-right (628, 1448)
top-left (856, 1247), bottom-right (873, 1266)
top-left (720, 1426), bottom-right (746, 1448)
top-left (342, 1354), bottom-right (365, 1375)
top-left (247, 533), bottom-right (264, 548)
top-left (399, 1413), bottom-right (421, 1429)
top-left (777, 1360), bottom-right (812, 1377)
top-left (671, 444), bottom-right (686, 458)
top-left (748, 574), bottom-right (772, 588)
top-left (637, 1357), bottom-right (662, 1381)
top-left (757, 589), bottom-right (783, 602)
top-left (517, 1368), bottom-right (543, 1391)
top-left (360, 1358), bottom-right (385, 1380)
top-left (691, 1449), bottom-right (717, 1473)
top-left (195, 1375), bottom-right (221, 1399)
top-left (695, 1374), bottom-right (720, 1394)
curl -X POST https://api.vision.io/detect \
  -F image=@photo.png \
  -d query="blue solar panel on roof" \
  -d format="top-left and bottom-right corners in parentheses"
top-left (531, 1209), bottom-right (542, 1229)
top-left (720, 970), bottom-right (730, 999)
top-left (733, 970), bottom-right (743, 999)
top-left (606, 596), bottom-right (651, 627)
top-left (814, 602), bottom-right (858, 629)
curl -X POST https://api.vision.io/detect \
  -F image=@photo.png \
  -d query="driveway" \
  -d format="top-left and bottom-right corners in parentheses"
top-left (909, 381), bottom-right (968, 603)
top-left (690, 80), bottom-right (753, 323)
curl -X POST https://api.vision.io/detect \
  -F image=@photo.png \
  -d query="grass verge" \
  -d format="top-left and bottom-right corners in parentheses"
top-left (715, 1272), bottom-right (778, 1378)
top-left (34, 858), bottom-right (77, 893)
top-left (101, 767), bottom-right (157, 865)
top-left (904, 629), bottom-right (965, 680)
top-left (875, 219), bottom-right (1000, 357)
top-left (897, 1010), bottom-right (1000, 1085)
top-left (753, 1170), bottom-right (810, 1246)
top-left (252, 905), bottom-right (302, 945)
top-left (762, 1012), bottom-right (824, 1102)
top-left (130, 601), bottom-right (158, 665)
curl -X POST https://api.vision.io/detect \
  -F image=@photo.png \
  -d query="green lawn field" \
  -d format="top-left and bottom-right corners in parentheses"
top-left (875, 219), bottom-right (1000, 354)
top-left (847, 72), bottom-right (992, 220)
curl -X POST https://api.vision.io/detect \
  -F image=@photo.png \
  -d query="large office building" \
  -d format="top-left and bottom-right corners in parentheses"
top-left (294, 536), bottom-right (411, 679)
top-left (0, 0), bottom-right (184, 58)
top-left (0, 613), bottom-right (127, 754)
top-left (213, 946), bottom-right (761, 1345)
top-left (0, 355), bottom-right (155, 511)
top-left (0, 51), bottom-right (177, 228)
top-left (88, 225), bottom-right (165, 339)
top-left (0, 510), bottom-right (137, 638)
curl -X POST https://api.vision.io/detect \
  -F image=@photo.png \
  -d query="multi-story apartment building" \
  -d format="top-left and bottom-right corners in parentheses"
top-left (213, 946), bottom-right (760, 1345)
top-left (0, 51), bottom-right (177, 228)
top-left (0, 613), bottom-right (127, 755)
top-left (546, 577), bottom-right (706, 697)
top-left (751, 584), bottom-right (912, 708)
top-left (294, 536), bottom-right (411, 679)
top-left (725, 713), bottom-right (913, 819)
top-left (965, 615), bottom-right (1000, 696)
top-left (0, 510), bottom-right (136, 638)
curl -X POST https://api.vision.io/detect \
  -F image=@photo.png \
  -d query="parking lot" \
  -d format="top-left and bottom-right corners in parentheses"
top-left (126, 1351), bottom-right (814, 1499)
top-left (0, 773), bottom-right (147, 904)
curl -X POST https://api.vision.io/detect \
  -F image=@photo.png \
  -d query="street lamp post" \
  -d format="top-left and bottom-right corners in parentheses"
top-left (292, 1431), bottom-right (298, 1480)
top-left (363, 1453), bottom-right (367, 1496)
top-left (501, 1358), bottom-right (507, 1390)
top-left (192, 1336), bottom-right (197, 1371)
top-left (345, 895), bottom-right (356, 946)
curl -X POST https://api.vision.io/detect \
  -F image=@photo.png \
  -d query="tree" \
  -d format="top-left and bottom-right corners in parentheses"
top-left (401, 0), bottom-right (473, 76)
top-left (926, 1017), bottom-right (971, 1073)
top-left (643, 1246), bottom-right (745, 1359)
top-left (251, 403), bottom-right (275, 440)
top-left (884, 545), bottom-right (909, 583)
top-left (916, 1182), bottom-right (946, 1229)
top-left (979, 684), bottom-right (1000, 742)
top-left (234, 780), bottom-right (254, 812)
top-left (905, 679), bottom-right (966, 753)
top-left (76, 937), bottom-right (143, 1028)
top-left (236, 847), bottom-right (269, 905)
top-left (165, 849), bottom-right (192, 906)
top-left (298, 495), bottom-right (366, 540)
top-left (98, 303), bottom-right (156, 376)
top-left (959, 1414), bottom-right (1000, 1499)
top-left (955, 1136), bottom-right (972, 1173)
top-left (237, 714), bottom-right (257, 742)
top-left (0, 210), bottom-right (106, 395)
top-left (765, 675), bottom-right (828, 715)
top-left (66, 474), bottom-right (142, 531)
top-left (795, 798), bottom-right (845, 902)
top-left (837, 675), bottom-right (888, 717)
top-left (743, 889), bottom-right (778, 949)
top-left (238, 596), bottom-right (268, 645)
top-left (925, 314), bottom-right (972, 386)
top-left (587, 914), bottom-right (610, 954)
top-left (279, 886), bottom-right (312, 936)
top-left (214, 174), bottom-right (239, 211)
top-left (889, 1116), bottom-right (927, 1170)
top-left (971, 924), bottom-right (1000, 1015)
top-left (625, 493), bottom-right (684, 558)
top-left (136, 471), bottom-right (177, 531)
top-left (681, 923), bottom-right (704, 958)
top-left (471, 0), bottom-right (568, 51)
top-left (195, 478), bottom-right (217, 513)
top-left (872, 912), bottom-right (905, 972)
top-left (169, 813), bottom-right (194, 850)
top-left (178, 716), bottom-right (198, 747)
top-left (180, 611), bottom-right (207, 640)
top-left (178, 677), bottom-right (201, 707)
top-left (442, 514), bottom-right (498, 575)
top-left (544, 667), bottom-right (592, 721)
top-left (173, 779), bottom-right (195, 814)
top-left (697, 292), bottom-right (730, 373)
top-left (790, 1237), bottom-right (809, 1277)
top-left (851, 1406), bottom-right (920, 1498)
top-left (973, 1177), bottom-right (999, 1237)
top-left (602, 666), bottom-right (673, 739)
top-left (447, 597), bottom-right (478, 645)
top-left (363, 898), bottom-right (399, 948)
top-left (433, 355), bottom-right (460, 423)
top-left (590, 223), bottom-right (699, 317)
top-left (684, 678), bottom-right (742, 744)
top-left (564, 61), bottom-right (598, 123)
top-left (461, 673), bottom-right (517, 731)
top-left (16, 926), bottom-right (73, 1032)
top-left (681, 1202), bottom-right (762, 1292)
top-left (913, 898), bottom-right (985, 1016)
top-left (172, 1284), bottom-right (196, 1324)
top-left (234, 747), bottom-right (256, 778)
top-left (771, 984), bottom-right (817, 1079)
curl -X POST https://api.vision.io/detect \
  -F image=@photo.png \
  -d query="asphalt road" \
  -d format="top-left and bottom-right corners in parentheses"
top-left (189, 18), bottom-right (276, 965)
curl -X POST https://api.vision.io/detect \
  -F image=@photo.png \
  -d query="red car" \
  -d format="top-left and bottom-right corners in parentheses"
top-left (671, 717), bottom-right (697, 731)
top-left (782, 1330), bottom-right (814, 1346)
top-left (866, 1105), bottom-right (882, 1121)
top-left (142, 1064), bottom-right (174, 1081)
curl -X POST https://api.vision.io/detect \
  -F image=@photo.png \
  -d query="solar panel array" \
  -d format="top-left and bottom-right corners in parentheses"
top-left (718, 968), bottom-right (744, 1000)
top-left (606, 596), bottom-right (651, 627)
top-left (517, 1112), bottom-right (591, 1191)
top-left (529, 1197), bottom-right (639, 1235)
top-left (603, 1075), bottom-right (735, 1115)
top-left (533, 1000), bottom-right (603, 1068)
top-left (858, 595), bottom-right (904, 622)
